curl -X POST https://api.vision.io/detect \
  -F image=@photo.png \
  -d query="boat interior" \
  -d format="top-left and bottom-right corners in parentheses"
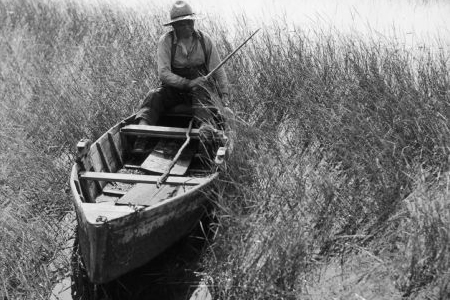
top-left (72, 113), bottom-right (225, 210)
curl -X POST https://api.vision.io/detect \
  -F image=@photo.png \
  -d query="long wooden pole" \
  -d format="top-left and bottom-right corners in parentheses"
top-left (205, 28), bottom-right (261, 80)
top-left (157, 118), bottom-right (194, 187)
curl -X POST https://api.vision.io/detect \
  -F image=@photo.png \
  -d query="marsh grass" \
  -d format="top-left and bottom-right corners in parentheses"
top-left (1, 0), bottom-right (449, 299)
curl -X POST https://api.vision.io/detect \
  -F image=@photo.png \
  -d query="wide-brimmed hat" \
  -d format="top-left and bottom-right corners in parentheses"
top-left (163, 1), bottom-right (201, 26)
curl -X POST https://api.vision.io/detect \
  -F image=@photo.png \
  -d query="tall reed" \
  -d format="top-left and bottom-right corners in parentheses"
top-left (1, 0), bottom-right (449, 299)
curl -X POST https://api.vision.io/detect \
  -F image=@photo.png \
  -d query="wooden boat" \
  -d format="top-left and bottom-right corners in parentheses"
top-left (69, 111), bottom-right (231, 284)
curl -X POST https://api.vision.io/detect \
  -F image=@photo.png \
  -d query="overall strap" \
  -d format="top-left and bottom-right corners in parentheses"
top-left (197, 30), bottom-right (209, 71)
top-left (169, 30), bottom-right (209, 70)
top-left (170, 31), bottom-right (177, 67)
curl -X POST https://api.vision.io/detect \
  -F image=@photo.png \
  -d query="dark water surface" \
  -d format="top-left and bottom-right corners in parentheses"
top-left (53, 217), bottom-right (212, 300)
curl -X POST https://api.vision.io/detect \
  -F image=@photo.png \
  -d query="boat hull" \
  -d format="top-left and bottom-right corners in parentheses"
top-left (77, 183), bottom-right (214, 283)
top-left (69, 113), bottom-right (227, 284)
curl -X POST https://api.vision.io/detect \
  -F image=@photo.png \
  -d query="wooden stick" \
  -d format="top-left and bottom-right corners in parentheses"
top-left (157, 119), bottom-right (194, 187)
top-left (80, 171), bottom-right (205, 186)
top-left (205, 28), bottom-right (260, 80)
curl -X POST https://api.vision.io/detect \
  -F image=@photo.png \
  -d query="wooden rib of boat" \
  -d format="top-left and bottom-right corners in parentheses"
top-left (69, 112), bottom-right (231, 284)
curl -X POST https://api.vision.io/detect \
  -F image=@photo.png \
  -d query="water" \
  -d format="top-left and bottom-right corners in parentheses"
top-left (72, 0), bottom-right (450, 51)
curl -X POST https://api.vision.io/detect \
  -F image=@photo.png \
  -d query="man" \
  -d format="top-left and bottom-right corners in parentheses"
top-left (134, 1), bottom-right (230, 151)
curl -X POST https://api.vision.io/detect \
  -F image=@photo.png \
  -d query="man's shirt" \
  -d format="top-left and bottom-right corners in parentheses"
top-left (157, 30), bottom-right (229, 96)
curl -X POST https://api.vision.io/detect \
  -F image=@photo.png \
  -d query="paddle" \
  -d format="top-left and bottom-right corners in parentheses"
top-left (204, 28), bottom-right (261, 80)
top-left (157, 118), bottom-right (194, 187)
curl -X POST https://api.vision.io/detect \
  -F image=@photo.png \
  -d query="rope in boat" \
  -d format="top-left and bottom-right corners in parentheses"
top-left (156, 118), bottom-right (194, 188)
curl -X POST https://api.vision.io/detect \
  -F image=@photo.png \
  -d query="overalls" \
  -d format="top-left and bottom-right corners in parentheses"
top-left (136, 30), bottom-right (216, 126)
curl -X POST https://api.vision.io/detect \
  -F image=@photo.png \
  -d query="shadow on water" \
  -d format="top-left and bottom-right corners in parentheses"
top-left (70, 214), bottom-right (215, 300)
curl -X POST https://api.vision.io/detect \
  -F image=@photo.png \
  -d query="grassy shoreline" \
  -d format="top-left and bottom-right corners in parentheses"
top-left (1, 0), bottom-right (449, 299)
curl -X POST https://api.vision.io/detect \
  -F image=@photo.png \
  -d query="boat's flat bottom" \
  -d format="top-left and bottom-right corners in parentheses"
top-left (93, 154), bottom-right (213, 205)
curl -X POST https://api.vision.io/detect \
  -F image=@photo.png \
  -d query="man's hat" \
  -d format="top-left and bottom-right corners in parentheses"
top-left (163, 1), bottom-right (201, 26)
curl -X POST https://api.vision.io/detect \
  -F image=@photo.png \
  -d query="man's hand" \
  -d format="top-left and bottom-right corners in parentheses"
top-left (187, 76), bottom-right (207, 89)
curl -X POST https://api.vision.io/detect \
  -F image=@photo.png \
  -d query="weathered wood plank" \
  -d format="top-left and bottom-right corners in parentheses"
top-left (95, 193), bottom-right (119, 203)
top-left (73, 177), bottom-right (82, 196)
top-left (102, 189), bottom-right (127, 196)
top-left (80, 172), bottom-right (207, 186)
top-left (90, 145), bottom-right (106, 189)
top-left (80, 202), bottom-right (135, 224)
top-left (141, 139), bottom-right (196, 175)
top-left (121, 125), bottom-right (224, 139)
top-left (97, 133), bottom-right (121, 172)
top-left (79, 175), bottom-right (98, 203)
top-left (108, 132), bottom-right (123, 167)
top-left (89, 145), bottom-right (103, 172)
top-left (118, 121), bottom-right (132, 155)
top-left (103, 182), bottom-right (134, 195)
top-left (76, 140), bottom-right (99, 201)
top-left (116, 183), bottom-right (179, 206)
top-left (96, 142), bottom-right (111, 173)
top-left (124, 164), bottom-right (141, 170)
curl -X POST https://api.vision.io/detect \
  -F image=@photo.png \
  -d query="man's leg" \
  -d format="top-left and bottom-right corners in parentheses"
top-left (133, 87), bottom-right (184, 151)
top-left (136, 87), bottom-right (171, 125)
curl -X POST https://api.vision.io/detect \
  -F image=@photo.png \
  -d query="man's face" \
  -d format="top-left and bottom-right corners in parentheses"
top-left (172, 20), bottom-right (195, 38)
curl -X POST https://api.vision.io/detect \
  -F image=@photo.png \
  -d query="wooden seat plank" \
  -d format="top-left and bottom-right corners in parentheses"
top-left (80, 171), bottom-right (207, 186)
top-left (120, 124), bottom-right (224, 140)
top-left (141, 139), bottom-right (196, 175)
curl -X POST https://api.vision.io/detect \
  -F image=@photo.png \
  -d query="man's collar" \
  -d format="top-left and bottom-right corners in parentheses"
top-left (172, 30), bottom-right (199, 44)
